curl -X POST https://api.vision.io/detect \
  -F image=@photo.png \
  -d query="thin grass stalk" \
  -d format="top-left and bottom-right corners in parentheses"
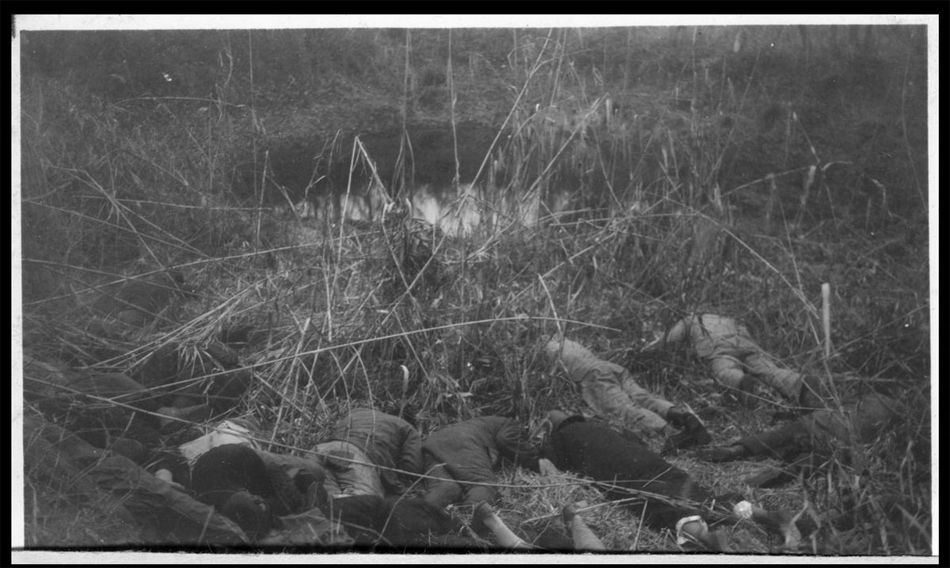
top-left (469, 29), bottom-right (555, 192)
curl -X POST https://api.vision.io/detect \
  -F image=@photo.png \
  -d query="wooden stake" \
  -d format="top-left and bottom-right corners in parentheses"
top-left (821, 282), bottom-right (832, 359)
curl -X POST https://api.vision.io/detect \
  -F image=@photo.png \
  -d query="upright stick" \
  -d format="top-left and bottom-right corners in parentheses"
top-left (821, 282), bottom-right (832, 359)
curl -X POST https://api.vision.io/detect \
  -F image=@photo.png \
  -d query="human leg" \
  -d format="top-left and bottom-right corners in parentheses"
top-left (708, 355), bottom-right (749, 389)
top-left (314, 440), bottom-right (385, 497)
top-left (581, 377), bottom-right (670, 432)
top-left (707, 354), bottom-right (758, 407)
top-left (473, 502), bottom-right (534, 549)
top-left (548, 337), bottom-right (672, 433)
top-left (620, 373), bottom-right (675, 418)
top-left (616, 369), bottom-right (711, 448)
top-left (562, 504), bottom-right (605, 551)
top-left (743, 352), bottom-right (804, 402)
top-left (422, 462), bottom-right (464, 508)
top-left (462, 482), bottom-right (497, 508)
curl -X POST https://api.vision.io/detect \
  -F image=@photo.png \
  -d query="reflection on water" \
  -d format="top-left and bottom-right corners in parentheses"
top-left (294, 183), bottom-right (572, 237)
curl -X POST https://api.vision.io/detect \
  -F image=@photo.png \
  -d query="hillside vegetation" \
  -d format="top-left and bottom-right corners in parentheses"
top-left (19, 25), bottom-right (931, 555)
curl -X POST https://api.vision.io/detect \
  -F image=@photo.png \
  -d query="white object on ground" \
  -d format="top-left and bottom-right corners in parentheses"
top-left (675, 515), bottom-right (708, 546)
top-left (565, 505), bottom-right (605, 551)
top-left (538, 458), bottom-right (561, 476)
top-left (179, 420), bottom-right (260, 464)
top-left (732, 500), bottom-right (804, 550)
top-left (475, 502), bottom-right (534, 550)
top-left (733, 500), bottom-right (754, 520)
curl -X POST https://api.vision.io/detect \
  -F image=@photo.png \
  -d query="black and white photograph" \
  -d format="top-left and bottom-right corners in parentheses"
top-left (11, 14), bottom-right (938, 563)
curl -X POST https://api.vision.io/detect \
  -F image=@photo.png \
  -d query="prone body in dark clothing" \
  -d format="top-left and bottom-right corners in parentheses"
top-left (24, 353), bottom-right (164, 464)
top-left (422, 416), bottom-right (540, 508)
top-left (138, 341), bottom-right (253, 417)
top-left (740, 393), bottom-right (895, 458)
top-left (191, 444), bottom-right (329, 538)
top-left (701, 392), bottom-right (899, 485)
top-left (543, 414), bottom-right (715, 529)
top-left (24, 413), bottom-right (248, 546)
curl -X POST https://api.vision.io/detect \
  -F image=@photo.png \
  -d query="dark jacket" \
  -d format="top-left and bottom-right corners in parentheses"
top-left (23, 354), bottom-right (163, 463)
top-left (543, 415), bottom-right (713, 528)
top-left (24, 413), bottom-right (247, 546)
top-left (734, 392), bottom-right (898, 486)
top-left (191, 444), bottom-right (329, 538)
top-left (162, 341), bottom-right (253, 416)
top-left (329, 408), bottom-right (423, 492)
top-left (739, 393), bottom-right (897, 458)
top-left (422, 416), bottom-right (540, 486)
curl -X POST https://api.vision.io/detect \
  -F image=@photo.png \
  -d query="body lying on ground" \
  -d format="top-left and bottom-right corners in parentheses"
top-left (697, 391), bottom-right (899, 487)
top-left (644, 313), bottom-right (818, 407)
top-left (540, 410), bottom-right (816, 551)
top-left (24, 412), bottom-right (251, 546)
top-left (315, 407), bottom-right (423, 498)
top-left (421, 415), bottom-right (540, 509)
top-left (541, 411), bottom-right (717, 533)
top-left (138, 340), bottom-right (254, 420)
top-left (190, 443), bottom-right (331, 539)
top-left (24, 347), bottom-right (253, 468)
top-left (544, 337), bottom-right (711, 449)
top-left (420, 415), bottom-right (543, 549)
top-left (182, 419), bottom-right (452, 549)
top-left (23, 352), bottom-right (165, 465)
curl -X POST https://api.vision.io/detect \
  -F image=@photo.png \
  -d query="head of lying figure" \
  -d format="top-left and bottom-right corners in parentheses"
top-left (191, 444), bottom-right (278, 539)
top-left (528, 409), bottom-right (571, 452)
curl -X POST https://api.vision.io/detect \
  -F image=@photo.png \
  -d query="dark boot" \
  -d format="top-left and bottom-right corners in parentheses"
top-left (666, 405), bottom-right (712, 449)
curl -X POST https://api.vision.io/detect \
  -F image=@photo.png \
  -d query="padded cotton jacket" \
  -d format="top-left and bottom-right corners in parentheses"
top-left (328, 408), bottom-right (423, 491)
top-left (422, 416), bottom-right (540, 485)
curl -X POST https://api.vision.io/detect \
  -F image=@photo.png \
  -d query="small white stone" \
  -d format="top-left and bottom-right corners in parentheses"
top-left (734, 500), bottom-right (754, 520)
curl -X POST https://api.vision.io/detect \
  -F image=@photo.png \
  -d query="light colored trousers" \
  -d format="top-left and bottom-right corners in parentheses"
top-left (663, 314), bottom-right (803, 401)
top-left (709, 352), bottom-right (803, 400)
top-left (545, 338), bottom-right (674, 432)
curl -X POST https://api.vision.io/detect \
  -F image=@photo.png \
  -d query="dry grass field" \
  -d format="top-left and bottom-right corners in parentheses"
top-left (17, 22), bottom-right (933, 558)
